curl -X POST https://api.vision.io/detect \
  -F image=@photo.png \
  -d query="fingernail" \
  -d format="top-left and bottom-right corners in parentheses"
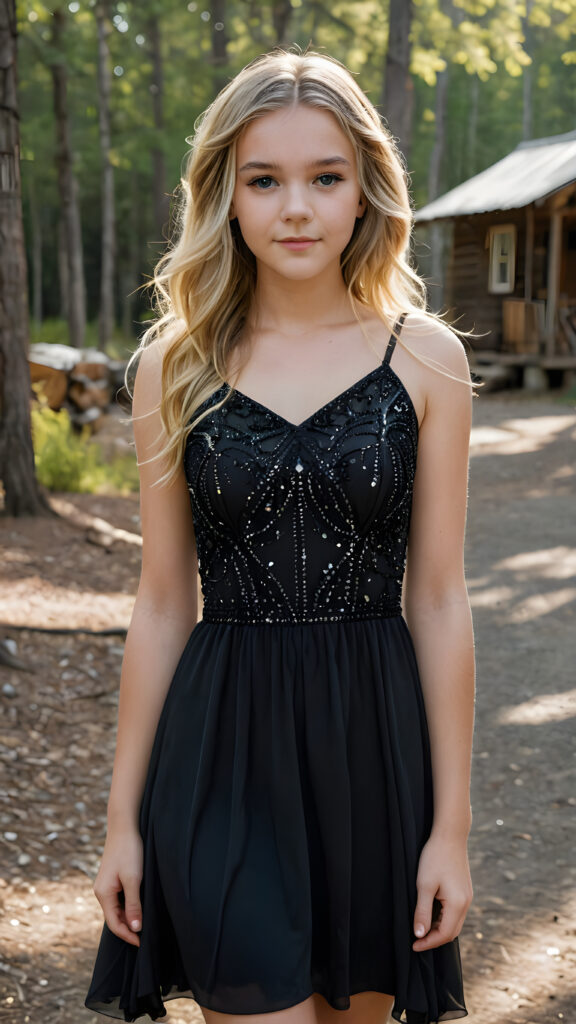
top-left (131, 919), bottom-right (141, 930)
top-left (415, 924), bottom-right (425, 937)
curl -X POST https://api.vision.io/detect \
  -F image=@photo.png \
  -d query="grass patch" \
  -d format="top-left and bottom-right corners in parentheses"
top-left (31, 400), bottom-right (139, 495)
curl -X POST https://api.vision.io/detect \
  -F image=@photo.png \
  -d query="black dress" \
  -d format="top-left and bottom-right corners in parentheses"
top-left (85, 317), bottom-right (468, 1023)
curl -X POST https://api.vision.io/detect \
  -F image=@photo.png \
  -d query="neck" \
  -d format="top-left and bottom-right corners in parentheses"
top-left (250, 264), bottom-right (356, 333)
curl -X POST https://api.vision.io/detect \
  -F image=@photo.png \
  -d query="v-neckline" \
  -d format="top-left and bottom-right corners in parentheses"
top-left (221, 360), bottom-right (418, 431)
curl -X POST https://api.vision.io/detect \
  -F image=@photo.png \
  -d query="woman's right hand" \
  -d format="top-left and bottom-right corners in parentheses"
top-left (93, 826), bottom-right (144, 947)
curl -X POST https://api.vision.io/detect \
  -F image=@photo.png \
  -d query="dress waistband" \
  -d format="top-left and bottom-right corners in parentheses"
top-left (200, 607), bottom-right (403, 626)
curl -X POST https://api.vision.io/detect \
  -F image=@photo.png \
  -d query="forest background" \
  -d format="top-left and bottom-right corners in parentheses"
top-left (18, 0), bottom-right (576, 354)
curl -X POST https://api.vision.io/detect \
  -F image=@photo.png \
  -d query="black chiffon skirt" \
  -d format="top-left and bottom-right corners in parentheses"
top-left (84, 617), bottom-right (467, 1022)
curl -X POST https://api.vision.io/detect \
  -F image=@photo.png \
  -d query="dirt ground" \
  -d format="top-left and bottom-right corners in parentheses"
top-left (0, 391), bottom-right (575, 1024)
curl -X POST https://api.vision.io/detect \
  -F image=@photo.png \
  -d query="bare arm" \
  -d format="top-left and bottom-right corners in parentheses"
top-left (93, 341), bottom-right (199, 945)
top-left (403, 326), bottom-right (475, 951)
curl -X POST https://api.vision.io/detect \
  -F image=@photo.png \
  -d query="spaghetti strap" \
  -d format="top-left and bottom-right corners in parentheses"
top-left (382, 312), bottom-right (407, 365)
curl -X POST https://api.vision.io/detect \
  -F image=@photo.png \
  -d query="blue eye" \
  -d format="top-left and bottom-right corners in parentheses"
top-left (316, 173), bottom-right (342, 186)
top-left (248, 176), bottom-right (275, 189)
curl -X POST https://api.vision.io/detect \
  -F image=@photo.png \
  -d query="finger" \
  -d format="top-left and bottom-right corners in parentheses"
top-left (413, 884), bottom-right (435, 943)
top-left (121, 872), bottom-right (143, 934)
top-left (413, 901), bottom-right (464, 952)
top-left (100, 889), bottom-right (141, 947)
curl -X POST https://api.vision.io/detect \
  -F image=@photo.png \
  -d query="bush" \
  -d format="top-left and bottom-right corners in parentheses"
top-left (31, 402), bottom-right (139, 495)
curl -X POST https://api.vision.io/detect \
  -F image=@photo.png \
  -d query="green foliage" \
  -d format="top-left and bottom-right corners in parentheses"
top-left (31, 401), bottom-right (139, 495)
top-left (16, 0), bottom-right (576, 318)
top-left (29, 319), bottom-right (138, 360)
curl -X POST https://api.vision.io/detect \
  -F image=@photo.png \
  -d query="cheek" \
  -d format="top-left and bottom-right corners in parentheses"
top-left (325, 189), bottom-right (362, 221)
top-left (332, 201), bottom-right (362, 237)
top-left (236, 194), bottom-right (267, 226)
top-left (234, 207), bottom-right (269, 253)
top-left (239, 201), bottom-right (278, 243)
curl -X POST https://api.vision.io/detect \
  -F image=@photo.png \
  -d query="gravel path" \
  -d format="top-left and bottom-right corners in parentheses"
top-left (462, 393), bottom-right (576, 1024)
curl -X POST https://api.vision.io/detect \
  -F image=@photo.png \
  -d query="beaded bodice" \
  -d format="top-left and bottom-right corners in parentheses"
top-left (184, 350), bottom-right (418, 626)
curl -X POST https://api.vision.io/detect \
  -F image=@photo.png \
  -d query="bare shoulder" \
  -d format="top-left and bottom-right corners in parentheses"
top-left (380, 311), bottom-right (471, 426)
top-left (133, 342), bottom-right (163, 407)
top-left (132, 319), bottom-right (188, 412)
top-left (393, 312), bottom-right (470, 423)
top-left (401, 311), bottom-right (471, 384)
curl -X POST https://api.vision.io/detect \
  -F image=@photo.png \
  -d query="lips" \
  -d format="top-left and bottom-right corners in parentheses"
top-left (277, 237), bottom-right (319, 250)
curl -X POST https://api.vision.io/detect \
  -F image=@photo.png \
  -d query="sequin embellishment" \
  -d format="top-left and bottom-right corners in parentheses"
top-left (184, 363), bottom-right (418, 625)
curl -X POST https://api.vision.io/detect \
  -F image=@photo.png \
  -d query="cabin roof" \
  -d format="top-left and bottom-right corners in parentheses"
top-left (414, 129), bottom-right (576, 223)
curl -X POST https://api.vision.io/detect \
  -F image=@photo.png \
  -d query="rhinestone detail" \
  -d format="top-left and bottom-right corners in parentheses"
top-left (184, 363), bottom-right (418, 625)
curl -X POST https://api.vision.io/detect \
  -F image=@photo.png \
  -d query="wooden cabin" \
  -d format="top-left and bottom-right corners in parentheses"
top-left (415, 130), bottom-right (576, 381)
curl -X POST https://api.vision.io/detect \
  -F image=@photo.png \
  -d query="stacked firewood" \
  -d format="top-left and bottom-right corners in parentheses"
top-left (29, 344), bottom-right (128, 430)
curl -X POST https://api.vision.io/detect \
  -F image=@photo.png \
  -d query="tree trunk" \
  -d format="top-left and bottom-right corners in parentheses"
top-left (0, 0), bottom-right (51, 515)
top-left (95, 0), bottom-right (116, 351)
top-left (425, 0), bottom-right (466, 308)
top-left (211, 0), bottom-right (228, 96)
top-left (428, 0), bottom-right (462, 197)
top-left (121, 183), bottom-right (142, 338)
top-left (428, 69), bottom-right (449, 202)
top-left (58, 213), bottom-right (69, 320)
top-left (428, 68), bottom-right (450, 309)
top-left (28, 173), bottom-right (43, 327)
top-left (148, 15), bottom-right (169, 244)
top-left (382, 0), bottom-right (414, 159)
top-left (522, 0), bottom-right (534, 140)
top-left (466, 75), bottom-right (479, 179)
top-left (272, 0), bottom-right (292, 45)
top-left (50, 6), bottom-right (86, 348)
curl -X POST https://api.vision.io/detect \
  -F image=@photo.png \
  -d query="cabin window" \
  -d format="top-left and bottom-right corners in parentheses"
top-left (488, 225), bottom-right (516, 294)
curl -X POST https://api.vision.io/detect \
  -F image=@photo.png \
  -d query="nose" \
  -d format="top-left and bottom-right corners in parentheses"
top-left (280, 182), bottom-right (313, 222)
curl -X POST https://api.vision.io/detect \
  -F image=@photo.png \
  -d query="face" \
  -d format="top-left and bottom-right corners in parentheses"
top-left (230, 104), bottom-right (366, 283)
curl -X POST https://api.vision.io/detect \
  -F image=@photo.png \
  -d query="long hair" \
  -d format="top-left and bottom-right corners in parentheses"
top-left (131, 48), bottom-right (430, 483)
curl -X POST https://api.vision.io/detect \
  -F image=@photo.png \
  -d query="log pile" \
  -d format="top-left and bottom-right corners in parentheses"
top-left (29, 344), bottom-right (128, 430)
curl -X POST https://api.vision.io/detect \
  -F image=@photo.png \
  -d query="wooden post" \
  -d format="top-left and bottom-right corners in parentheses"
top-left (545, 211), bottom-right (563, 357)
top-left (524, 204), bottom-right (534, 302)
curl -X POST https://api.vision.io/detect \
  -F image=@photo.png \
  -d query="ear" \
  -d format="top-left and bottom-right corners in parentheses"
top-left (228, 202), bottom-right (236, 221)
top-left (357, 195), bottom-right (367, 219)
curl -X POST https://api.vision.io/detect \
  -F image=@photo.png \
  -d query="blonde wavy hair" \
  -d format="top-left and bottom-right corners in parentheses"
top-left (131, 46), bottom-right (437, 484)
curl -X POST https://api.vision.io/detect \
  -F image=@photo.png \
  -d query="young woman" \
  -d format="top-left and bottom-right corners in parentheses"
top-left (85, 48), bottom-right (475, 1024)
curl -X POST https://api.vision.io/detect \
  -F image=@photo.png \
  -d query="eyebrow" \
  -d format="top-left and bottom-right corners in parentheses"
top-left (238, 157), bottom-right (352, 173)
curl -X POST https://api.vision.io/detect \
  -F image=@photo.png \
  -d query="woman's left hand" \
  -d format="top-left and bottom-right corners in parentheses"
top-left (412, 832), bottom-right (473, 952)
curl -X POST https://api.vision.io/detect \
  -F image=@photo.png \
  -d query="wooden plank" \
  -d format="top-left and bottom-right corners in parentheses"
top-left (524, 204), bottom-right (534, 302)
top-left (545, 210), bottom-right (563, 356)
top-left (29, 362), bottom-right (68, 410)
